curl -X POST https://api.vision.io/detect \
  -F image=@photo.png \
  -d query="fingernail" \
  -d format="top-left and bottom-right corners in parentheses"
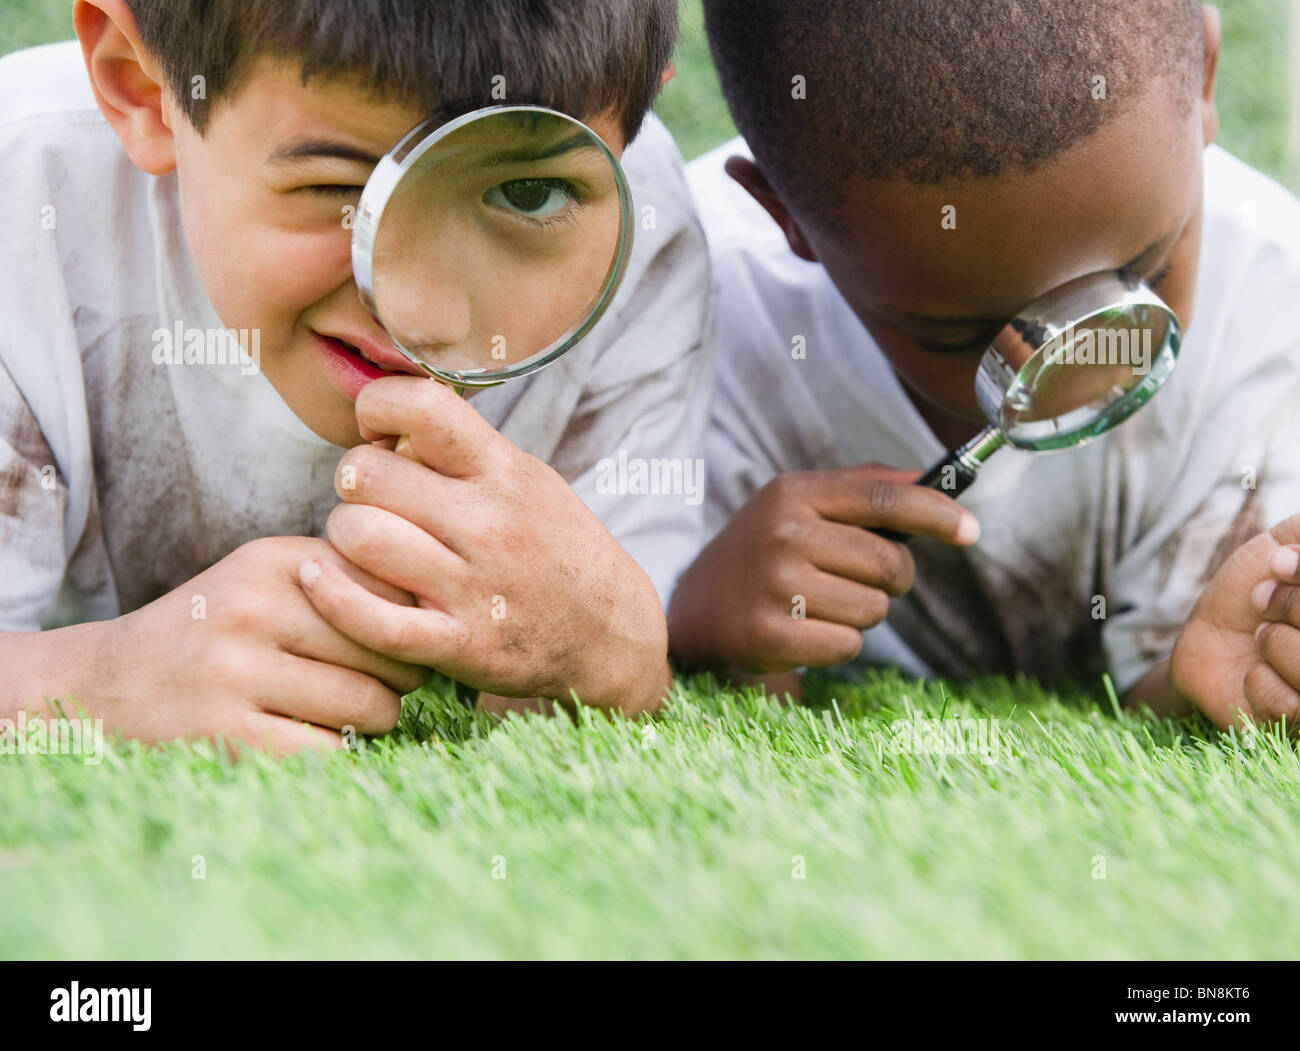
top-left (299, 560), bottom-right (322, 589)
top-left (956, 513), bottom-right (981, 545)
top-left (1255, 621), bottom-right (1269, 640)
top-left (1251, 579), bottom-right (1278, 613)
top-left (1268, 546), bottom-right (1300, 578)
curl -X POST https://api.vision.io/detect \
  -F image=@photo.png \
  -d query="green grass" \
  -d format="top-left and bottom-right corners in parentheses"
top-left (2, 2), bottom-right (1298, 960)
top-left (0, 0), bottom-right (72, 55)
top-left (1213, 0), bottom-right (1298, 188)
top-left (652, 0), bottom-right (738, 161)
top-left (3, 672), bottom-right (1300, 959)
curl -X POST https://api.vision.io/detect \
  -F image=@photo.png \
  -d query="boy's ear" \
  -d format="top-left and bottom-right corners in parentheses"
top-left (1199, 4), bottom-right (1221, 147)
top-left (73, 0), bottom-right (176, 175)
top-left (724, 156), bottom-right (819, 263)
top-left (660, 62), bottom-right (676, 88)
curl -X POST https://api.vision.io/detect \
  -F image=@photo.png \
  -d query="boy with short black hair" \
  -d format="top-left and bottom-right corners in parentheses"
top-left (0, 0), bottom-right (710, 750)
top-left (673, 0), bottom-right (1300, 730)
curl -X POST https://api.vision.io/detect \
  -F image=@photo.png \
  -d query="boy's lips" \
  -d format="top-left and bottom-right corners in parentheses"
top-left (319, 331), bottom-right (427, 376)
top-left (312, 330), bottom-right (427, 400)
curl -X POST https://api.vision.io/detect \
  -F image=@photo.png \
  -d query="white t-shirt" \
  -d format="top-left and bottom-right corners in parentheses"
top-left (688, 137), bottom-right (1300, 692)
top-left (0, 42), bottom-right (711, 631)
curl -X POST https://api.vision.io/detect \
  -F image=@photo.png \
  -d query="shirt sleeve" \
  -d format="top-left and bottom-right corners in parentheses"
top-left (566, 348), bottom-right (711, 608)
top-left (532, 117), bottom-right (714, 609)
top-left (0, 356), bottom-right (69, 631)
top-left (1103, 249), bottom-right (1300, 693)
top-left (562, 174), bottom-right (713, 604)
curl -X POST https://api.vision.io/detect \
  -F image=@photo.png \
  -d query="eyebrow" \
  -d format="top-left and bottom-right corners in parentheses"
top-left (890, 233), bottom-right (1178, 330)
top-left (266, 129), bottom-right (600, 173)
top-left (473, 131), bottom-right (602, 168)
top-left (266, 140), bottom-right (381, 167)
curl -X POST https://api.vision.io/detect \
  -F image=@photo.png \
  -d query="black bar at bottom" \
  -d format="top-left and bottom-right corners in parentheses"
top-left (0, 960), bottom-right (1292, 1038)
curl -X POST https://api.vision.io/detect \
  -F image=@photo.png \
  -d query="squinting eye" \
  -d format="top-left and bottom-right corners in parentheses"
top-left (307, 184), bottom-right (363, 198)
top-left (913, 327), bottom-right (1002, 355)
top-left (484, 178), bottom-right (577, 219)
top-left (916, 338), bottom-right (992, 355)
top-left (1146, 264), bottom-right (1173, 288)
top-left (1122, 260), bottom-right (1173, 289)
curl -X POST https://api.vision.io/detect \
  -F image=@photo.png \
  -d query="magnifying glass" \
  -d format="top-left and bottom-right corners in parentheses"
top-left (351, 104), bottom-right (634, 452)
top-left (876, 270), bottom-right (1182, 540)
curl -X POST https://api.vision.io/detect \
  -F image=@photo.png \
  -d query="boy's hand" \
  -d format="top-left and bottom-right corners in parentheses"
top-left (1162, 515), bottom-right (1300, 731)
top-left (1251, 540), bottom-right (1300, 728)
top-left (298, 378), bottom-right (671, 716)
top-left (10, 537), bottom-right (430, 755)
top-left (668, 465), bottom-right (981, 675)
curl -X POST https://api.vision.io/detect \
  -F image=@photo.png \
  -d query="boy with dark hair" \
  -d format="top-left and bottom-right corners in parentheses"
top-left (672, 0), bottom-right (1300, 729)
top-left (0, 0), bottom-right (710, 750)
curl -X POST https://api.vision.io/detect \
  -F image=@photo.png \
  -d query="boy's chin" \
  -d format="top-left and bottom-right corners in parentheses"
top-left (295, 407), bottom-right (366, 449)
top-left (327, 420), bottom-right (370, 448)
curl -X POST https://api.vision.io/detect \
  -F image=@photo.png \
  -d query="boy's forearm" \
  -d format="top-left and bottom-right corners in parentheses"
top-left (1123, 657), bottom-right (1194, 718)
top-left (0, 621), bottom-right (112, 721)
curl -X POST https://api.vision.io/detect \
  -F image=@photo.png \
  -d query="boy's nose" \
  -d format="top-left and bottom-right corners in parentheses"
top-left (370, 260), bottom-right (474, 361)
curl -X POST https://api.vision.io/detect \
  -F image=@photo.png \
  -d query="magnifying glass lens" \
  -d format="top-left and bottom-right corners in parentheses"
top-left (874, 272), bottom-right (1183, 535)
top-left (999, 300), bottom-right (1179, 450)
top-left (358, 107), bottom-right (632, 385)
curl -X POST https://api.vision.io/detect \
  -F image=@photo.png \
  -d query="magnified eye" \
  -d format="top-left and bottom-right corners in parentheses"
top-left (484, 178), bottom-right (578, 220)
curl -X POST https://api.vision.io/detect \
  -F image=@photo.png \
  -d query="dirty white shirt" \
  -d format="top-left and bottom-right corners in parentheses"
top-left (0, 42), bottom-right (711, 630)
top-left (688, 137), bottom-right (1300, 692)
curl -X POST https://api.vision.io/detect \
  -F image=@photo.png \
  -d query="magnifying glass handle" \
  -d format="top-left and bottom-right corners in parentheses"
top-left (871, 428), bottom-right (1003, 543)
top-left (920, 449), bottom-right (982, 495)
